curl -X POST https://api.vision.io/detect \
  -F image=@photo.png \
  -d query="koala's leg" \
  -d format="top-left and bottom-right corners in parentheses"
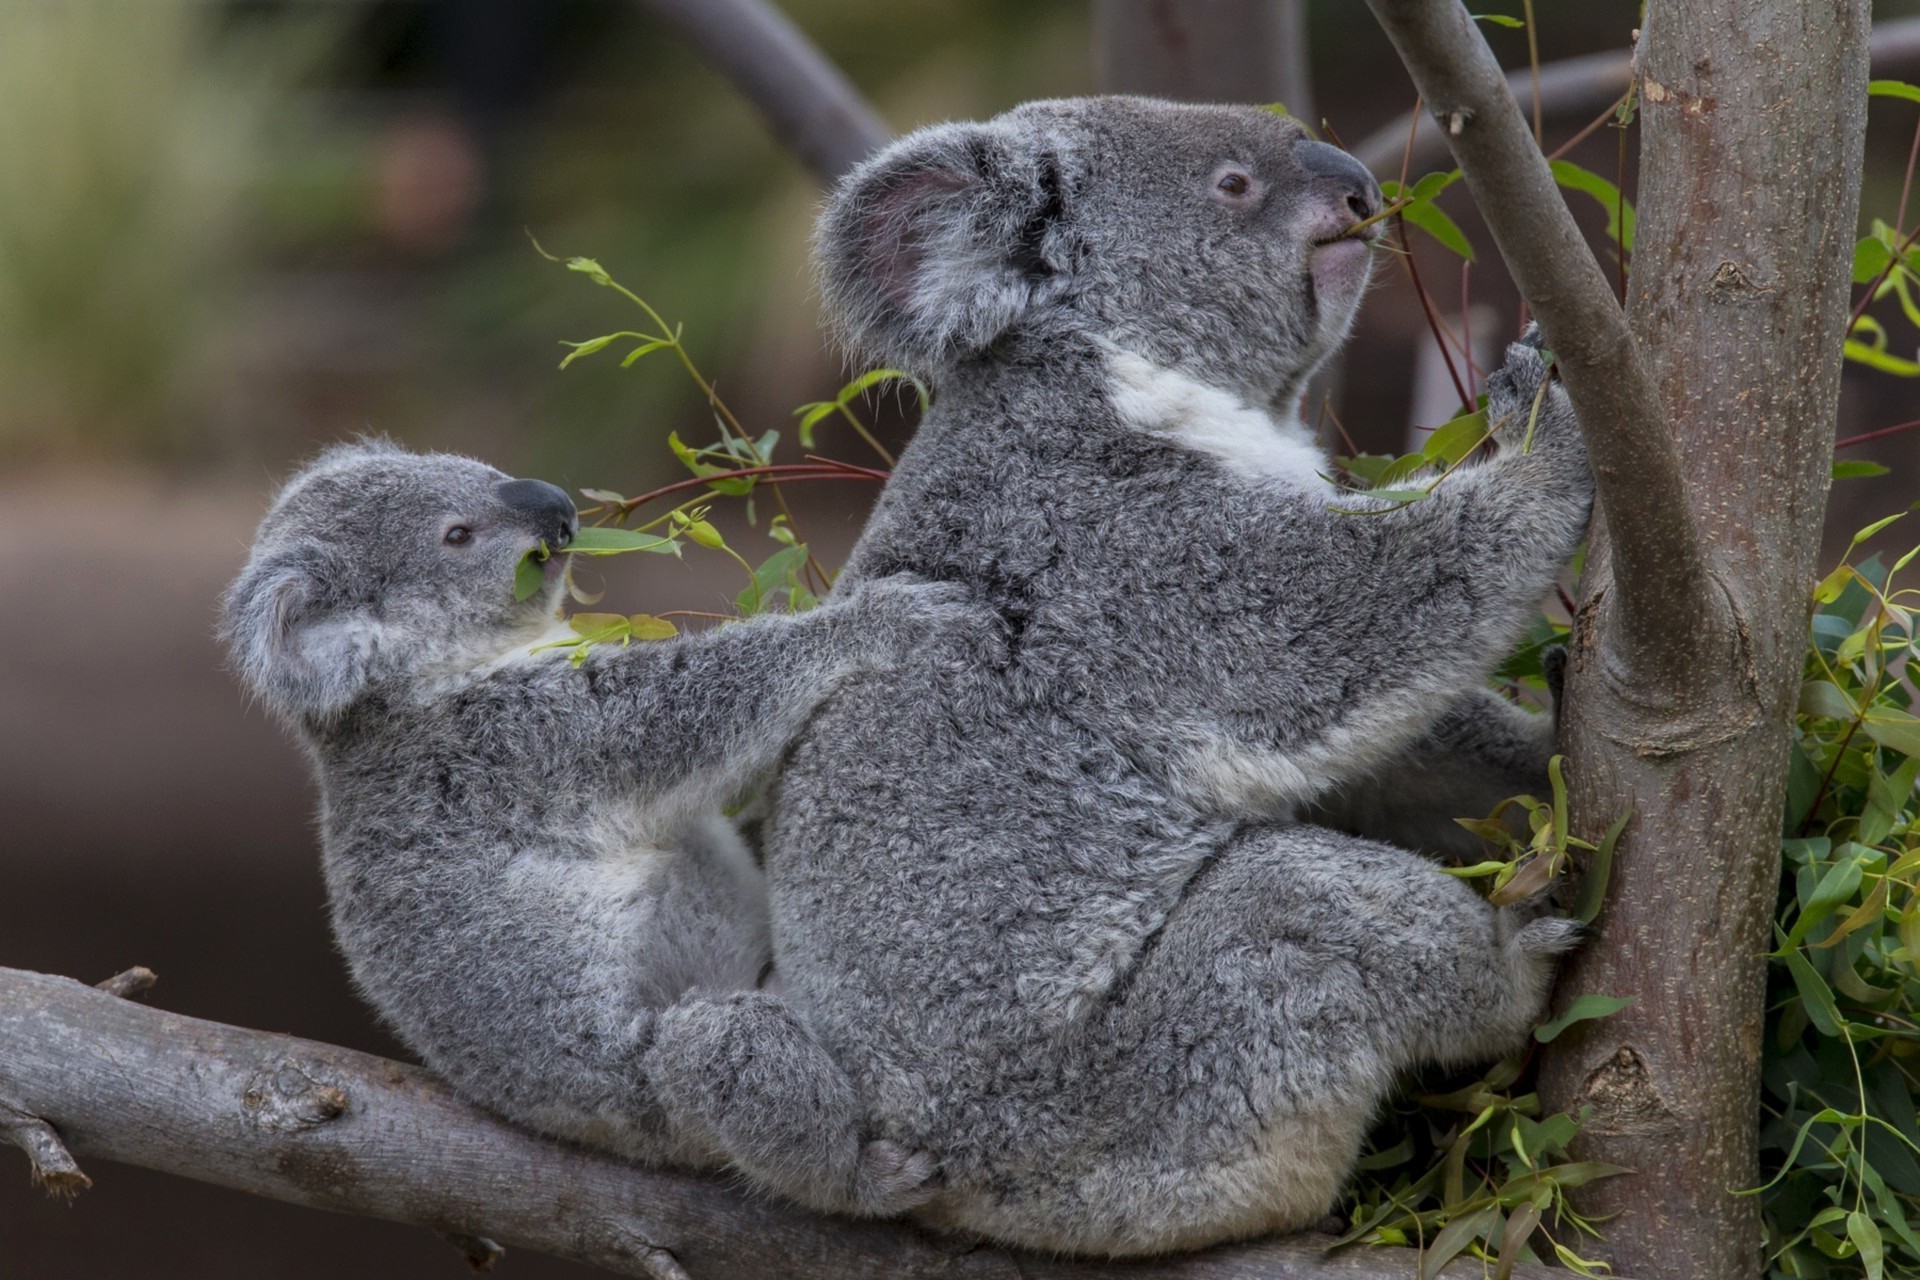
top-left (643, 990), bottom-right (937, 1217)
top-left (1038, 822), bottom-right (1581, 1254)
top-left (1303, 686), bottom-right (1554, 859)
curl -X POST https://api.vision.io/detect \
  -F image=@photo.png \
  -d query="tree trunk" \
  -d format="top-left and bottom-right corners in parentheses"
top-left (1538, 5), bottom-right (1870, 1278)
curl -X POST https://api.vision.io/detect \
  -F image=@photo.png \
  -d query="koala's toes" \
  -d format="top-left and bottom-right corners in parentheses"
top-left (1542, 644), bottom-right (1569, 707)
top-left (1514, 915), bottom-right (1594, 957)
top-left (1517, 321), bottom-right (1546, 351)
top-left (853, 1139), bottom-right (941, 1216)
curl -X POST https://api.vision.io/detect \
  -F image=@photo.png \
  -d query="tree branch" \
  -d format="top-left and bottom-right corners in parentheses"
top-left (631, 0), bottom-right (890, 185)
top-left (1362, 0), bottom-right (1716, 682)
top-left (1352, 17), bottom-right (1920, 178)
top-left (0, 967), bottom-right (1573, 1279)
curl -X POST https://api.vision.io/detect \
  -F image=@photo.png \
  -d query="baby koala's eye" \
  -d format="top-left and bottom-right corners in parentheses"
top-left (444, 525), bottom-right (474, 546)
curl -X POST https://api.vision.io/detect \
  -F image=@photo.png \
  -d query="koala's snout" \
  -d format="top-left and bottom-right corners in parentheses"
top-left (1294, 139), bottom-right (1382, 227)
top-left (495, 478), bottom-right (577, 550)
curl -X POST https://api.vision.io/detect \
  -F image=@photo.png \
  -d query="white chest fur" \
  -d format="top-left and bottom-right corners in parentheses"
top-left (1104, 348), bottom-right (1331, 492)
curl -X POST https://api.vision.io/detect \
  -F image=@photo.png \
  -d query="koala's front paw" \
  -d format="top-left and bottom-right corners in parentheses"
top-left (1484, 325), bottom-right (1578, 453)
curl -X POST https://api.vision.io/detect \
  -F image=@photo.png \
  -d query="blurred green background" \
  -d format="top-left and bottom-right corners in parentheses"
top-left (4, 2), bottom-right (1920, 1277)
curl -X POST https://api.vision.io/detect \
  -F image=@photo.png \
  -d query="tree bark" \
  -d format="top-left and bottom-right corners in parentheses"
top-left (1539, 5), bottom-right (1870, 1277)
top-left (1365, 2), bottom-right (1871, 1276)
top-left (0, 967), bottom-right (1570, 1279)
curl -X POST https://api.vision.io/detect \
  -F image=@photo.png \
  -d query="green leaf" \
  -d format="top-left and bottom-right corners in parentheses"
top-left (1423, 410), bottom-right (1491, 464)
top-left (1572, 811), bottom-right (1628, 926)
top-left (1855, 236), bottom-right (1896, 284)
top-left (1847, 1209), bottom-right (1886, 1280)
top-left (619, 338), bottom-right (675, 368)
top-left (735, 544), bottom-right (810, 616)
top-left (1799, 679), bottom-right (1858, 720)
top-left (568, 612), bottom-right (630, 643)
top-left (577, 488), bottom-right (627, 506)
top-left (1420, 1205), bottom-right (1498, 1280)
top-left (1864, 710), bottom-right (1920, 758)
top-left (1833, 459), bottom-right (1891, 481)
top-left (1861, 754), bottom-right (1920, 847)
top-left (557, 333), bottom-right (621, 369)
top-left (625, 613), bottom-right (679, 641)
top-left (566, 526), bottom-right (679, 556)
top-left (1783, 850), bottom-right (1867, 947)
top-left (1550, 160), bottom-right (1636, 251)
top-left (1472, 12), bottom-right (1525, 26)
top-left (1400, 198), bottom-right (1476, 261)
top-left (514, 547), bottom-right (549, 602)
top-left (1869, 79), bottom-right (1920, 105)
top-left (1534, 994), bottom-right (1634, 1043)
top-left (1781, 940), bottom-right (1845, 1035)
top-left (1528, 997), bottom-right (1635, 1043)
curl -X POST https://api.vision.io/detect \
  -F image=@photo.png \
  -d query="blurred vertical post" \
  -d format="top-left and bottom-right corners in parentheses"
top-left (1092, 0), bottom-right (1313, 122)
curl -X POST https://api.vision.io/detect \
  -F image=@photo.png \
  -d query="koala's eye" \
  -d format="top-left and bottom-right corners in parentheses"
top-left (444, 526), bottom-right (474, 546)
top-left (1213, 169), bottom-right (1256, 201)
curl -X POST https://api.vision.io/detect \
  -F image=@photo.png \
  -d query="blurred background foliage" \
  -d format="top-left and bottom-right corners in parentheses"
top-left (3, 0), bottom-right (1789, 487)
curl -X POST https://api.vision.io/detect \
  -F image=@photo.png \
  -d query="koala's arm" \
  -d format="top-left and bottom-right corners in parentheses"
top-left (1244, 335), bottom-right (1590, 793)
top-left (561, 576), bottom-right (965, 805)
top-left (1302, 686), bottom-right (1554, 859)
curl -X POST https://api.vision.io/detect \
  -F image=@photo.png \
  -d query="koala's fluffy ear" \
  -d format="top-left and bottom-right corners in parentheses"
top-left (220, 552), bottom-right (384, 727)
top-left (815, 121), bottom-right (1071, 374)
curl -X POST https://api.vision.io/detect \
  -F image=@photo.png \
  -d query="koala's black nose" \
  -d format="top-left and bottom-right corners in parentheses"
top-left (495, 478), bottom-right (577, 549)
top-left (1295, 139), bottom-right (1382, 222)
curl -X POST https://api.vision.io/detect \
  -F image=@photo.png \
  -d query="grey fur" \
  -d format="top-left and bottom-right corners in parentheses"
top-left (220, 439), bottom-right (971, 1216)
top-left (735, 98), bottom-right (1597, 1255)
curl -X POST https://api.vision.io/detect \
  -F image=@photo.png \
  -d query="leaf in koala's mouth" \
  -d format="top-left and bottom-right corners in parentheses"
top-left (514, 545), bottom-right (550, 601)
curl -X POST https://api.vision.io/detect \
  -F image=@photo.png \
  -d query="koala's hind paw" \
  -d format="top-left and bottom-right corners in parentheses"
top-left (1514, 915), bottom-right (1595, 958)
top-left (854, 1139), bottom-right (940, 1215)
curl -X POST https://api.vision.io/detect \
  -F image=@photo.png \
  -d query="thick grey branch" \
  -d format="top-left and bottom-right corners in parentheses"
top-left (1363, 0), bottom-right (1715, 678)
top-left (0, 967), bottom-right (1569, 1279)
top-left (632, 0), bottom-right (889, 185)
top-left (1352, 17), bottom-right (1920, 179)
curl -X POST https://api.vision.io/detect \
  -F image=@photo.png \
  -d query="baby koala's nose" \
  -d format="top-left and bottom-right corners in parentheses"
top-left (495, 478), bottom-right (578, 550)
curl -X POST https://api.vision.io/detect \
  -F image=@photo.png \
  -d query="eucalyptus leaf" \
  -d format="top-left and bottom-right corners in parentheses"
top-left (1533, 994), bottom-right (1633, 1043)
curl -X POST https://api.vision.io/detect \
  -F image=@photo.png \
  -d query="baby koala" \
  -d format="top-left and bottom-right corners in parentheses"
top-left (220, 439), bottom-right (956, 1216)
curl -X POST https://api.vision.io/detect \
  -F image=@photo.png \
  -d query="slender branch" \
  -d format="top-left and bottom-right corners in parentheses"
top-left (1351, 17), bottom-right (1920, 179)
top-left (1836, 417), bottom-right (1920, 450)
top-left (0, 967), bottom-right (1577, 1279)
top-left (1364, 0), bottom-right (1715, 674)
top-left (630, 0), bottom-right (890, 185)
top-left (610, 461), bottom-right (887, 515)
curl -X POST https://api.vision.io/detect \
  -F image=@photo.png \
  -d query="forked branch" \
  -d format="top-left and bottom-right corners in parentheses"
top-left (1362, 0), bottom-right (1717, 675)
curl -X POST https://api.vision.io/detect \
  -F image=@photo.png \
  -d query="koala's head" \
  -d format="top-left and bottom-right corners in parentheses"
top-left (221, 440), bottom-right (578, 728)
top-left (817, 96), bottom-right (1381, 407)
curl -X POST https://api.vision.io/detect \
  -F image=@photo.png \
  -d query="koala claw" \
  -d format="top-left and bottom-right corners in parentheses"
top-left (1514, 915), bottom-right (1593, 957)
top-left (854, 1139), bottom-right (941, 1215)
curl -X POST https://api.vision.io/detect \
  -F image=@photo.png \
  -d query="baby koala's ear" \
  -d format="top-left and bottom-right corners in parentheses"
top-left (220, 550), bottom-right (385, 727)
top-left (815, 120), bottom-right (1071, 376)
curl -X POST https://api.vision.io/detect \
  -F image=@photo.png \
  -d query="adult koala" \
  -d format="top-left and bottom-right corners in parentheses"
top-left (738, 98), bottom-right (1597, 1254)
top-left (220, 440), bottom-right (968, 1216)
